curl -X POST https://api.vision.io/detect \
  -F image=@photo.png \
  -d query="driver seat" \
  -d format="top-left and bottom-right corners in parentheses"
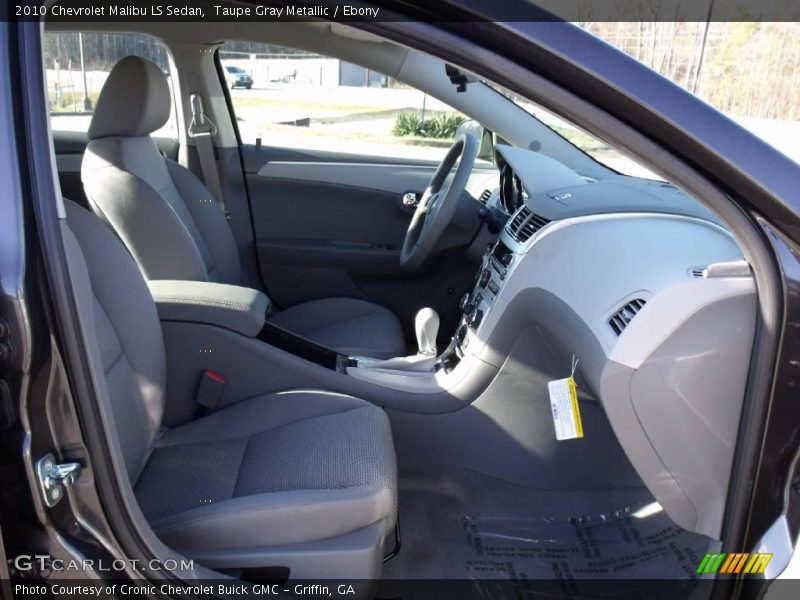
top-left (81, 56), bottom-right (406, 359)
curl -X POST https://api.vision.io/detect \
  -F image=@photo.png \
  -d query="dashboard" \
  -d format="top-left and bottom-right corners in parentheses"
top-left (459, 145), bottom-right (741, 361)
top-left (455, 144), bottom-right (756, 541)
top-left (352, 143), bottom-right (757, 542)
top-left (469, 144), bottom-right (720, 225)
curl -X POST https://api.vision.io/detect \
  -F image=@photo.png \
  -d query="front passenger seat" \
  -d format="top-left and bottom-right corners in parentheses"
top-left (63, 199), bottom-right (397, 577)
top-left (81, 56), bottom-right (406, 359)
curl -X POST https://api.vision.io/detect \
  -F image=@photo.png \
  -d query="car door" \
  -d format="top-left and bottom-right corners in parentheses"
top-left (221, 43), bottom-right (486, 334)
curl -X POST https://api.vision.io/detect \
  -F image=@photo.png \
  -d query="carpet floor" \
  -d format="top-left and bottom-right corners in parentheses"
top-left (379, 464), bottom-right (711, 598)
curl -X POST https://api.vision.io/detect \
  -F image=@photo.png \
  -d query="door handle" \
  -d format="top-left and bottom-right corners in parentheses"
top-left (402, 191), bottom-right (420, 208)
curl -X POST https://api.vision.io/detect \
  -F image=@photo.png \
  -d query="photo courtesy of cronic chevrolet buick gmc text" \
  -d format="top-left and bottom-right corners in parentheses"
top-left (1, 1), bottom-right (800, 599)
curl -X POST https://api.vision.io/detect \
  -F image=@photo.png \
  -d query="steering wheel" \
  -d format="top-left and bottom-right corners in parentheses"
top-left (400, 133), bottom-right (478, 270)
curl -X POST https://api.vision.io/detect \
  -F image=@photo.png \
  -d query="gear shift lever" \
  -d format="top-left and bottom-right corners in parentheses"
top-left (353, 308), bottom-right (440, 373)
top-left (416, 307), bottom-right (440, 355)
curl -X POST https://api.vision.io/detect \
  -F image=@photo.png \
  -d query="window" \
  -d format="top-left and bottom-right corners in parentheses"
top-left (43, 32), bottom-right (178, 138)
top-left (220, 42), bottom-right (466, 160)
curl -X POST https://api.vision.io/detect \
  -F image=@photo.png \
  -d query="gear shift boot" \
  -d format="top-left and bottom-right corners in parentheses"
top-left (415, 307), bottom-right (440, 355)
top-left (353, 308), bottom-right (440, 372)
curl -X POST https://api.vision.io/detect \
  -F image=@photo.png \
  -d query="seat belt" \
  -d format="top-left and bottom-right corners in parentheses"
top-left (188, 93), bottom-right (229, 219)
top-left (196, 369), bottom-right (226, 415)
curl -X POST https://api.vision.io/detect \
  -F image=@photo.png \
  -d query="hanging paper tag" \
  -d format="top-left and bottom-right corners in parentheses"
top-left (548, 375), bottom-right (584, 441)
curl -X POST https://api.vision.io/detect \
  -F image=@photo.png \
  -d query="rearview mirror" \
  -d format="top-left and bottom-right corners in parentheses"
top-left (457, 120), bottom-right (495, 163)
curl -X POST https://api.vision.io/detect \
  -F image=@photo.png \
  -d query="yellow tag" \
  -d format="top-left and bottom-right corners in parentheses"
top-left (547, 376), bottom-right (584, 440)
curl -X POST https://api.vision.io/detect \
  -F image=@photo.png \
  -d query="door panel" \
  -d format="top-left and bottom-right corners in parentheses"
top-left (257, 161), bottom-right (442, 195)
top-left (243, 144), bottom-right (481, 340)
top-left (241, 143), bottom-right (443, 171)
top-left (251, 164), bottom-right (433, 247)
top-left (246, 147), bottom-right (435, 301)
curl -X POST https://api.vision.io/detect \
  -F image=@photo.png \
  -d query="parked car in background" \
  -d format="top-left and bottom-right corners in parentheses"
top-left (224, 64), bottom-right (253, 89)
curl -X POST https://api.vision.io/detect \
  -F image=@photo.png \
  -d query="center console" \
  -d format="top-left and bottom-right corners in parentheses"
top-left (439, 239), bottom-right (513, 368)
top-left (151, 264), bottom-right (503, 423)
top-left (145, 235), bottom-right (515, 403)
top-left (345, 238), bottom-right (513, 393)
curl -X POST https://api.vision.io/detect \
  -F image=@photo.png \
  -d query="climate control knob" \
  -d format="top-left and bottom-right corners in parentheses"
top-left (468, 308), bottom-right (484, 329)
top-left (459, 292), bottom-right (472, 312)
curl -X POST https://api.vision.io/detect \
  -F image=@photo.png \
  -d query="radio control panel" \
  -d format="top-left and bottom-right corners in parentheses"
top-left (460, 241), bottom-right (513, 335)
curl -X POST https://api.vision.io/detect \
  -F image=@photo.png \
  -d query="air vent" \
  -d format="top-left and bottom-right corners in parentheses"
top-left (690, 267), bottom-right (706, 278)
top-left (608, 298), bottom-right (647, 336)
top-left (478, 189), bottom-right (492, 204)
top-left (506, 206), bottom-right (550, 243)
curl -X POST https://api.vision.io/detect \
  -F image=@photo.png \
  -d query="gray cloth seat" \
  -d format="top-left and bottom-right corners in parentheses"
top-left (81, 55), bottom-right (405, 359)
top-left (136, 392), bottom-right (397, 550)
top-left (269, 298), bottom-right (408, 358)
top-left (63, 199), bottom-right (397, 571)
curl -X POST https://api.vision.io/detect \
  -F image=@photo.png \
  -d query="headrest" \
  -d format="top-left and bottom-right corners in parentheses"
top-left (88, 56), bottom-right (171, 140)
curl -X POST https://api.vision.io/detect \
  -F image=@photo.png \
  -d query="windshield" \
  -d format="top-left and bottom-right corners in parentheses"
top-left (484, 21), bottom-right (800, 177)
top-left (580, 22), bottom-right (799, 166)
top-left (226, 66), bottom-right (244, 73)
top-left (483, 81), bottom-right (658, 179)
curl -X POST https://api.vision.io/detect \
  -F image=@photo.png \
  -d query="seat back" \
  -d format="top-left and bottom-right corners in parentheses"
top-left (63, 199), bottom-right (167, 481)
top-left (81, 56), bottom-right (241, 285)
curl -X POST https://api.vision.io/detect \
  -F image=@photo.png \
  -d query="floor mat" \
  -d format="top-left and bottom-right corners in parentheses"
top-left (382, 464), bottom-right (711, 592)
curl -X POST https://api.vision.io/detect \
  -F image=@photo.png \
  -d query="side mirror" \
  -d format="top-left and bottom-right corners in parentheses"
top-left (457, 120), bottom-right (494, 162)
